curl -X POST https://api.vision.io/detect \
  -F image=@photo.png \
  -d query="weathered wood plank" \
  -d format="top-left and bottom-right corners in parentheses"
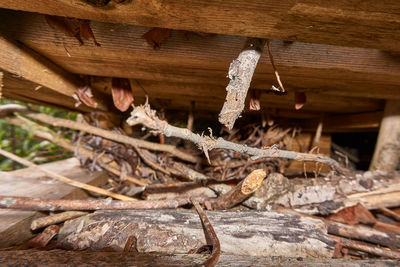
top-left (0, 10), bottom-right (399, 100)
top-left (58, 209), bottom-right (335, 258)
top-left (0, 250), bottom-right (398, 267)
top-left (0, 158), bottom-right (108, 248)
top-left (0, 1), bottom-right (400, 52)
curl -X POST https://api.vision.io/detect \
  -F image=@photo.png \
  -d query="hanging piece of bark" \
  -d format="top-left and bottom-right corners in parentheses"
top-left (57, 209), bottom-right (335, 258)
top-left (111, 78), bottom-right (134, 112)
top-left (127, 103), bottom-right (347, 174)
top-left (219, 38), bottom-right (266, 130)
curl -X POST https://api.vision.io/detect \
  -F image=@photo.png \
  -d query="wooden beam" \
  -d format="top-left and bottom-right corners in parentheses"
top-left (1, 1), bottom-right (400, 52)
top-left (1, 10), bottom-right (399, 100)
top-left (0, 34), bottom-right (80, 96)
top-left (370, 100), bottom-right (400, 171)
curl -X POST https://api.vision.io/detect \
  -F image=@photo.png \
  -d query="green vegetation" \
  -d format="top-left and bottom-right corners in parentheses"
top-left (0, 99), bottom-right (77, 171)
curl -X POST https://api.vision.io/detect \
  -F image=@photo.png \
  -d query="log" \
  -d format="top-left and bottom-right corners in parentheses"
top-left (58, 209), bottom-right (335, 258)
top-left (0, 250), bottom-right (397, 267)
top-left (370, 100), bottom-right (400, 171)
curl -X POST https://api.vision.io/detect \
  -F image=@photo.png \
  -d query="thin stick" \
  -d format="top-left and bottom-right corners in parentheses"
top-left (4, 115), bottom-right (148, 186)
top-left (31, 211), bottom-right (88, 231)
top-left (266, 40), bottom-right (285, 92)
top-left (332, 235), bottom-right (400, 259)
top-left (127, 104), bottom-right (348, 174)
top-left (192, 199), bottom-right (221, 267)
top-left (0, 196), bottom-right (206, 211)
top-left (212, 169), bottom-right (266, 209)
top-left (0, 148), bottom-right (135, 201)
top-left (0, 104), bottom-right (198, 163)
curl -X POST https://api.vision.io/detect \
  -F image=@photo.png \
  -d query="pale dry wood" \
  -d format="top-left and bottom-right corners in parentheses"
top-left (212, 169), bottom-right (266, 209)
top-left (219, 38), bottom-right (266, 129)
top-left (0, 158), bottom-right (108, 248)
top-left (0, 148), bottom-right (135, 201)
top-left (370, 100), bottom-right (400, 171)
top-left (1, 0), bottom-right (400, 52)
top-left (127, 104), bottom-right (347, 173)
top-left (31, 211), bottom-right (88, 231)
top-left (57, 209), bottom-right (335, 258)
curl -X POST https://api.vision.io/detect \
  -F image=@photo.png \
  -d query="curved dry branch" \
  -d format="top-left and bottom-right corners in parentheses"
top-left (127, 104), bottom-right (348, 174)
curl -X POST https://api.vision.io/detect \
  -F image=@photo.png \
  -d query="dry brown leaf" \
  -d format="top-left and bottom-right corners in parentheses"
top-left (79, 20), bottom-right (101, 46)
top-left (294, 92), bottom-right (306, 110)
top-left (111, 78), bottom-right (134, 112)
top-left (249, 90), bottom-right (262, 111)
top-left (73, 86), bottom-right (98, 108)
top-left (327, 203), bottom-right (377, 225)
top-left (142, 28), bottom-right (172, 50)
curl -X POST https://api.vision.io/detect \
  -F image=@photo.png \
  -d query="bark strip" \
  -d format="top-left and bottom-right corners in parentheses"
top-left (219, 38), bottom-right (266, 130)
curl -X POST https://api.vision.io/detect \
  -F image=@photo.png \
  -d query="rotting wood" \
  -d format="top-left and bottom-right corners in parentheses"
top-left (31, 211), bottom-right (88, 231)
top-left (219, 38), bottom-right (266, 129)
top-left (57, 209), bottom-right (335, 258)
top-left (244, 172), bottom-right (400, 214)
top-left (0, 148), bottom-right (135, 201)
top-left (27, 225), bottom-right (60, 249)
top-left (0, 250), bottom-right (398, 267)
top-left (2, 1), bottom-right (400, 52)
top-left (127, 103), bottom-right (347, 173)
top-left (0, 158), bottom-right (108, 248)
top-left (0, 196), bottom-right (205, 211)
top-left (212, 169), bottom-right (266, 210)
top-left (370, 100), bottom-right (400, 171)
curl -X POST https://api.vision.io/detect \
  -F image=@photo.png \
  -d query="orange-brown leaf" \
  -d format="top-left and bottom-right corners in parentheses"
top-left (142, 28), bottom-right (172, 50)
top-left (249, 90), bottom-right (262, 111)
top-left (294, 92), bottom-right (306, 110)
top-left (111, 78), bottom-right (134, 112)
top-left (328, 203), bottom-right (377, 225)
top-left (74, 86), bottom-right (98, 108)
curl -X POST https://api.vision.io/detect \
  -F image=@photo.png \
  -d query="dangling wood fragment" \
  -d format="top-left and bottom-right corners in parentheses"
top-left (219, 38), bottom-right (266, 129)
top-left (111, 78), bottom-right (134, 112)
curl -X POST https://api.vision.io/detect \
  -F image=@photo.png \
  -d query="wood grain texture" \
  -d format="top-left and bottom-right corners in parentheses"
top-left (58, 209), bottom-right (334, 258)
top-left (0, 158), bottom-right (108, 248)
top-left (0, 10), bottom-right (399, 101)
top-left (0, 0), bottom-right (400, 52)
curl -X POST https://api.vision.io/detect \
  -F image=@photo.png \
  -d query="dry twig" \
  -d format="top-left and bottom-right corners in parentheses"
top-left (127, 104), bottom-right (347, 174)
top-left (0, 148), bottom-right (135, 201)
top-left (31, 211), bottom-right (88, 231)
top-left (0, 196), bottom-right (206, 211)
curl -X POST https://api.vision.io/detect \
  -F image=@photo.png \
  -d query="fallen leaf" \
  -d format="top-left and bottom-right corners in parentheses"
top-left (142, 28), bottom-right (172, 50)
top-left (74, 86), bottom-right (98, 108)
top-left (327, 203), bottom-right (377, 225)
top-left (294, 92), bottom-right (306, 110)
top-left (79, 20), bottom-right (101, 46)
top-left (249, 90), bottom-right (262, 111)
top-left (111, 78), bottom-right (134, 112)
